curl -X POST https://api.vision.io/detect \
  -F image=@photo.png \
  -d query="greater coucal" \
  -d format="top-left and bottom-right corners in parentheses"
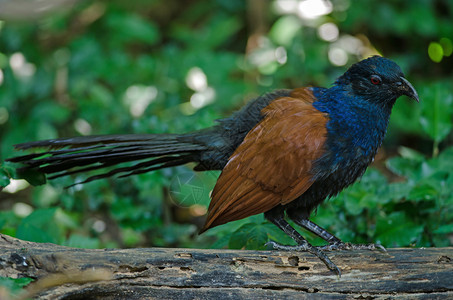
top-left (7, 56), bottom-right (419, 275)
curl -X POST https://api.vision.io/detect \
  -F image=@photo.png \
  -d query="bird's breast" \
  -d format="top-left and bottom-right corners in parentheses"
top-left (311, 99), bottom-right (390, 192)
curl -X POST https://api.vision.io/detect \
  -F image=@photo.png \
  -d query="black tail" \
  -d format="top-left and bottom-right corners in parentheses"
top-left (7, 133), bottom-right (209, 186)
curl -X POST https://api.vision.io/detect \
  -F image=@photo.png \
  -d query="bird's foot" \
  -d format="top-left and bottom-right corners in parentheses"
top-left (319, 242), bottom-right (386, 253)
top-left (265, 240), bottom-right (311, 251)
top-left (265, 240), bottom-right (341, 276)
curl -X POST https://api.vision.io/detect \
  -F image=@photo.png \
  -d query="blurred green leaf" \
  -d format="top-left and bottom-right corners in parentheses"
top-left (407, 182), bottom-right (438, 202)
top-left (397, 146), bottom-right (425, 161)
top-left (263, 222), bottom-right (295, 245)
top-left (63, 234), bottom-right (100, 249)
top-left (0, 210), bottom-right (19, 232)
top-left (269, 15), bottom-right (302, 46)
top-left (106, 11), bottom-right (160, 45)
top-left (386, 156), bottom-right (421, 180)
top-left (15, 167), bottom-right (47, 186)
top-left (209, 232), bottom-right (231, 249)
top-left (0, 277), bottom-right (34, 295)
top-left (433, 224), bottom-right (453, 234)
top-left (202, 16), bottom-right (242, 49)
top-left (16, 208), bottom-right (60, 243)
top-left (0, 169), bottom-right (11, 189)
top-left (342, 190), bottom-right (367, 216)
top-left (229, 222), bottom-right (269, 250)
top-left (375, 212), bottom-right (424, 247)
top-left (419, 83), bottom-right (453, 143)
top-left (436, 146), bottom-right (453, 172)
top-left (387, 182), bottom-right (411, 201)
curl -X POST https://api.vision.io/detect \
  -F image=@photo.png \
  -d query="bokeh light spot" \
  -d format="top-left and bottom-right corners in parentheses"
top-left (273, 0), bottom-right (299, 14)
top-left (4, 179), bottom-right (29, 194)
top-left (428, 42), bottom-right (443, 63)
top-left (93, 220), bottom-right (106, 233)
top-left (190, 87), bottom-right (216, 109)
top-left (328, 47), bottom-right (348, 66)
top-left (0, 107), bottom-right (9, 124)
top-left (318, 22), bottom-right (339, 42)
top-left (124, 85), bottom-right (158, 117)
top-left (298, 0), bottom-right (333, 20)
top-left (10, 52), bottom-right (36, 78)
top-left (13, 202), bottom-right (33, 218)
top-left (440, 37), bottom-right (452, 57)
top-left (275, 46), bottom-right (288, 64)
top-left (10, 52), bottom-right (25, 69)
top-left (186, 67), bottom-right (208, 92)
top-left (74, 118), bottom-right (92, 135)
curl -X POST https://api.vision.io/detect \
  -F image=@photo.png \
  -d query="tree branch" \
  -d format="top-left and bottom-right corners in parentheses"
top-left (0, 234), bottom-right (452, 299)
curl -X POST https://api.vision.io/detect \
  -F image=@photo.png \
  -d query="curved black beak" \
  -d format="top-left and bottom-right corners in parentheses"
top-left (399, 77), bottom-right (419, 102)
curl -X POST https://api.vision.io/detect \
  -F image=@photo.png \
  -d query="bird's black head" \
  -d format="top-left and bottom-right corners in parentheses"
top-left (336, 56), bottom-right (419, 106)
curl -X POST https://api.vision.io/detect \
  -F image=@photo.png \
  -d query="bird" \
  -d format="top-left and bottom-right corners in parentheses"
top-left (7, 56), bottom-right (419, 275)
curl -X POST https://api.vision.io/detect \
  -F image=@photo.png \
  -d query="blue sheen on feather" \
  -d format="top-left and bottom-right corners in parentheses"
top-left (335, 56), bottom-right (405, 85)
top-left (312, 85), bottom-right (390, 171)
top-left (310, 56), bottom-right (404, 182)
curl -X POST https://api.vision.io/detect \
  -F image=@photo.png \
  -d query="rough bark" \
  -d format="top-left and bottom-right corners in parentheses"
top-left (0, 234), bottom-right (452, 299)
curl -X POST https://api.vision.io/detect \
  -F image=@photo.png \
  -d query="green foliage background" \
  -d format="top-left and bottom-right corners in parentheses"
top-left (0, 0), bottom-right (452, 256)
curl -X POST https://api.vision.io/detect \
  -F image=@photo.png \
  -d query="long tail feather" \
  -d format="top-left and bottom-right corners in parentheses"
top-left (7, 133), bottom-right (208, 185)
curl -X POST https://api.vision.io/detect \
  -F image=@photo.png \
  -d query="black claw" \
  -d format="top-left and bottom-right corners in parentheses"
top-left (375, 244), bottom-right (387, 253)
top-left (264, 241), bottom-right (277, 249)
top-left (332, 265), bottom-right (341, 277)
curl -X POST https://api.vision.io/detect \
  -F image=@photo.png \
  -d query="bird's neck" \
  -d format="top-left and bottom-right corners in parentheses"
top-left (311, 85), bottom-right (393, 159)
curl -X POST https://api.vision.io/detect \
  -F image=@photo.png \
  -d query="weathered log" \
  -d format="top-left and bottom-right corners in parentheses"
top-left (0, 233), bottom-right (452, 299)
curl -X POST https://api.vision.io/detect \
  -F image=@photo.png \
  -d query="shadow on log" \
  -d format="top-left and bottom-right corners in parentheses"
top-left (0, 233), bottom-right (452, 299)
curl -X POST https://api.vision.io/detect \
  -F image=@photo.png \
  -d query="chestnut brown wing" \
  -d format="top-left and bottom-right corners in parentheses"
top-left (201, 88), bottom-right (328, 231)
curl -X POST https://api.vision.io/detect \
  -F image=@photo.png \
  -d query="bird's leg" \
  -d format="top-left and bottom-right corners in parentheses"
top-left (264, 209), bottom-right (341, 276)
top-left (291, 217), bottom-right (386, 252)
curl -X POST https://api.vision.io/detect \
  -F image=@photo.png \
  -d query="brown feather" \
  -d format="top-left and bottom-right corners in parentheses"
top-left (201, 88), bottom-right (328, 232)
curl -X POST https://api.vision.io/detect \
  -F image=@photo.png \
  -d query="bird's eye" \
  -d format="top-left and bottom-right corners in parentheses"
top-left (370, 75), bottom-right (382, 85)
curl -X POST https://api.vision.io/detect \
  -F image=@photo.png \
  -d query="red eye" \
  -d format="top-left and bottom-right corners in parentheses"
top-left (370, 75), bottom-right (382, 85)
